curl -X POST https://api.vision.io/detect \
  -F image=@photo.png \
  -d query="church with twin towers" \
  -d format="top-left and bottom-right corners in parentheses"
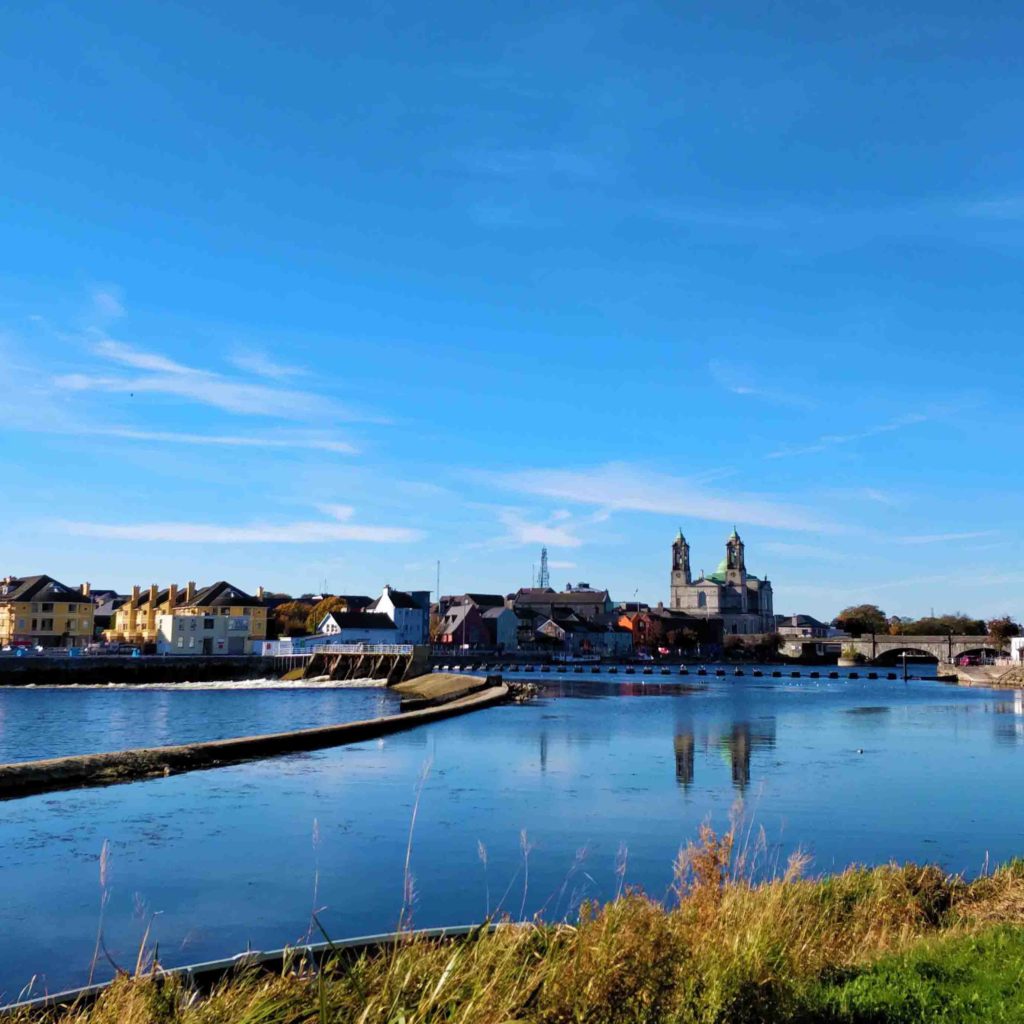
top-left (670, 528), bottom-right (775, 636)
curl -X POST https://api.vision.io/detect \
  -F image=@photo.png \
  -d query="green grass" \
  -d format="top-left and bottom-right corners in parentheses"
top-left (808, 926), bottom-right (1024, 1023)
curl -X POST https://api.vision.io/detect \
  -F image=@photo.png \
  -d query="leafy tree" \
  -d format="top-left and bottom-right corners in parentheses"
top-left (306, 596), bottom-right (349, 634)
top-left (833, 605), bottom-right (888, 637)
top-left (988, 616), bottom-right (1021, 649)
top-left (900, 614), bottom-right (986, 636)
top-left (269, 600), bottom-right (313, 638)
top-left (887, 616), bottom-right (906, 635)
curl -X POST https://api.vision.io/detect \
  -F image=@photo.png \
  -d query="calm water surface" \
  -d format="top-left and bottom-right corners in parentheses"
top-left (0, 682), bottom-right (397, 762)
top-left (1, 670), bottom-right (1022, 1000)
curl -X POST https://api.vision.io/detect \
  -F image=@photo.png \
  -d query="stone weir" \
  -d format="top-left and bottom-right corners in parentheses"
top-left (300, 645), bottom-right (430, 684)
top-left (0, 654), bottom-right (267, 687)
top-left (0, 673), bottom-right (507, 800)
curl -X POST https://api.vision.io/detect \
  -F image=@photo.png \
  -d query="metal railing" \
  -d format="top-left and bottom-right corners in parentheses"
top-left (267, 643), bottom-right (415, 657)
top-left (5, 923), bottom-right (496, 1012)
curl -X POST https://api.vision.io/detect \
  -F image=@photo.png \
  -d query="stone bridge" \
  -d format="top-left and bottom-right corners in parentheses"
top-left (804, 634), bottom-right (1005, 665)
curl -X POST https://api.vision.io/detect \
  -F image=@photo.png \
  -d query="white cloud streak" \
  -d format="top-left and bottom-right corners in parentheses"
top-left (708, 360), bottom-right (816, 409)
top-left (54, 338), bottom-right (375, 422)
top-left (481, 463), bottom-right (832, 532)
top-left (57, 506), bottom-right (421, 544)
top-left (88, 427), bottom-right (358, 454)
top-left (497, 509), bottom-right (583, 548)
top-left (896, 530), bottom-right (999, 545)
top-left (766, 414), bottom-right (929, 459)
top-left (229, 349), bottom-right (307, 380)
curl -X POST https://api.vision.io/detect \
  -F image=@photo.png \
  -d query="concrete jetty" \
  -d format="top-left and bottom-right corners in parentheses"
top-left (0, 674), bottom-right (506, 800)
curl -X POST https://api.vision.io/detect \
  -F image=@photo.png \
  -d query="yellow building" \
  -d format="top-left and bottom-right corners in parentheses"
top-left (174, 581), bottom-right (268, 641)
top-left (107, 580), bottom-right (266, 646)
top-left (108, 583), bottom-right (189, 645)
top-left (0, 575), bottom-right (96, 649)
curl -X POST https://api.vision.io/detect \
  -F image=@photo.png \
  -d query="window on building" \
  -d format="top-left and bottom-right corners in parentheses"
top-left (41, 603), bottom-right (53, 612)
top-left (177, 637), bottom-right (184, 648)
top-left (31, 619), bottom-right (37, 630)
top-left (204, 617), bottom-right (214, 630)
top-left (42, 619), bottom-right (53, 631)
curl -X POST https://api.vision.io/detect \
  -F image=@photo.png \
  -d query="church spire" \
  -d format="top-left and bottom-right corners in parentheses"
top-left (671, 528), bottom-right (691, 585)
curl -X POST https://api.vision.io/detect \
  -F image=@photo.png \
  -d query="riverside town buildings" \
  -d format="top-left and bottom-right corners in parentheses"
top-left (669, 528), bottom-right (775, 635)
top-left (105, 581), bottom-right (268, 649)
top-left (0, 575), bottom-right (96, 648)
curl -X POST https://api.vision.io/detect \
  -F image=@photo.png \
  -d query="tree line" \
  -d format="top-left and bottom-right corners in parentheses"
top-left (833, 604), bottom-right (1020, 646)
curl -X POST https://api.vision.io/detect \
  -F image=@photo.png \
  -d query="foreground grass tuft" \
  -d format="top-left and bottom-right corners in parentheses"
top-left (10, 832), bottom-right (1024, 1024)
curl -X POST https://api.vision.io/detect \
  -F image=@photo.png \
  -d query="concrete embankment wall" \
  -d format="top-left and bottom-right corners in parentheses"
top-left (0, 678), bottom-right (508, 800)
top-left (0, 655), bottom-right (267, 687)
top-left (941, 663), bottom-right (1024, 688)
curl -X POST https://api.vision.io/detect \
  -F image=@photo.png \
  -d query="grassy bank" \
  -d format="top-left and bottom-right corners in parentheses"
top-left (11, 827), bottom-right (1024, 1023)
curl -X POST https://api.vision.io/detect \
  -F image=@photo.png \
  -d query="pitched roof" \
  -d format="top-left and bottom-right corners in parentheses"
top-left (513, 589), bottom-right (609, 607)
top-left (373, 586), bottom-right (419, 609)
top-left (481, 606), bottom-right (510, 619)
top-left (464, 593), bottom-right (505, 608)
top-left (188, 581), bottom-right (264, 608)
top-left (776, 613), bottom-right (825, 628)
top-left (322, 611), bottom-right (396, 631)
top-left (0, 575), bottom-right (87, 603)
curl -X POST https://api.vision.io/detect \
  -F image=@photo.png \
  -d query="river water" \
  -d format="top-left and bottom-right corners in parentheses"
top-left (0, 669), bottom-right (1022, 1001)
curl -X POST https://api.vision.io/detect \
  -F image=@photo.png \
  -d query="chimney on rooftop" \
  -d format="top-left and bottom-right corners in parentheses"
top-left (257, 585), bottom-right (265, 601)
top-left (80, 582), bottom-right (91, 597)
top-left (168, 583), bottom-right (178, 610)
top-left (186, 580), bottom-right (196, 604)
top-left (131, 584), bottom-right (140, 605)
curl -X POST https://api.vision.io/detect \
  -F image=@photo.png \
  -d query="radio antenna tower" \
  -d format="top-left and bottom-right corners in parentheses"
top-left (537, 547), bottom-right (550, 589)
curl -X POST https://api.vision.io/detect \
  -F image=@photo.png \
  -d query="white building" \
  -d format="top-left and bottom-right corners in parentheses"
top-left (156, 612), bottom-right (250, 655)
top-left (1011, 637), bottom-right (1024, 664)
top-left (316, 611), bottom-right (399, 645)
top-left (368, 585), bottom-right (429, 644)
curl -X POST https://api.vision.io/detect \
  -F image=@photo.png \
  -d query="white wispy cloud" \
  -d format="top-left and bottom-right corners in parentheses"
top-left (823, 487), bottom-right (901, 507)
top-left (89, 427), bottom-right (358, 454)
top-left (896, 530), bottom-right (999, 545)
top-left (54, 337), bottom-right (370, 421)
top-left (497, 509), bottom-right (584, 548)
top-left (57, 506), bottom-right (420, 544)
top-left (229, 349), bottom-right (307, 380)
top-left (960, 196), bottom-right (1024, 221)
top-left (481, 462), bottom-right (833, 532)
top-left (762, 542), bottom-right (848, 561)
top-left (549, 560), bottom-right (577, 570)
top-left (708, 360), bottom-right (817, 409)
top-left (460, 148), bottom-right (609, 183)
top-left (92, 288), bottom-right (125, 321)
top-left (766, 413), bottom-right (929, 459)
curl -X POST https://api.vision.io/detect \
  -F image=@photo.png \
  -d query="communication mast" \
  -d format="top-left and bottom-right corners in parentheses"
top-left (537, 547), bottom-right (550, 589)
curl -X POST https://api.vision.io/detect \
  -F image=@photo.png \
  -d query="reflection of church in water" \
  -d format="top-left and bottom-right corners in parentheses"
top-left (674, 720), bottom-right (777, 791)
top-left (670, 528), bottom-right (775, 635)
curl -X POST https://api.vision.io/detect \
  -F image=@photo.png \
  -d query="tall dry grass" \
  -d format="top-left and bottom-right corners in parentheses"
top-left (11, 819), bottom-right (1024, 1024)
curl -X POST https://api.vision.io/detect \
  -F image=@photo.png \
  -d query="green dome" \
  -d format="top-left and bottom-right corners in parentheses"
top-left (708, 556), bottom-right (729, 583)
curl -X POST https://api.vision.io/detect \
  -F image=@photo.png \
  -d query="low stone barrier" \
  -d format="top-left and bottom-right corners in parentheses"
top-left (0, 679), bottom-right (508, 801)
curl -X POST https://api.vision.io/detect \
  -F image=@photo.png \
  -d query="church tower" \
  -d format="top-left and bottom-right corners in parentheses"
top-left (670, 528), bottom-right (690, 610)
top-left (672, 528), bottom-right (691, 583)
top-left (725, 527), bottom-right (748, 611)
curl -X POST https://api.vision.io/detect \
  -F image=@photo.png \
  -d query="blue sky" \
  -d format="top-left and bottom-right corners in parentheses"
top-left (2, 0), bottom-right (1022, 619)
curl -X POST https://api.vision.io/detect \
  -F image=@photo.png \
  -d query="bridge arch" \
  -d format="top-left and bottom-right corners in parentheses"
top-left (954, 646), bottom-right (1002, 665)
top-left (872, 647), bottom-right (938, 667)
